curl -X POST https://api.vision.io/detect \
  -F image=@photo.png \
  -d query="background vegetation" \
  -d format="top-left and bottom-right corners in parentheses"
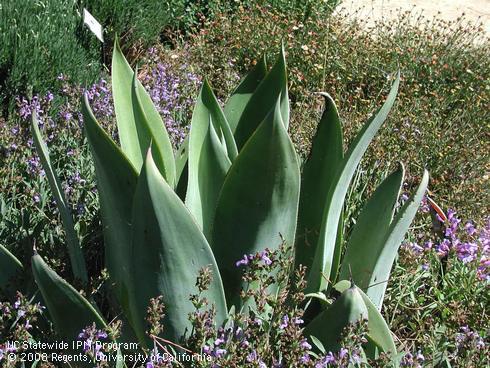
top-left (0, 1), bottom-right (488, 366)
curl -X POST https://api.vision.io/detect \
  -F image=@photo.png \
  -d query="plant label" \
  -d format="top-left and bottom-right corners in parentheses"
top-left (83, 8), bottom-right (103, 42)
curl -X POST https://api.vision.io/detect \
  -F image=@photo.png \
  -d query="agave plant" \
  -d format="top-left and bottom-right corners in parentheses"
top-left (1, 39), bottom-right (428, 364)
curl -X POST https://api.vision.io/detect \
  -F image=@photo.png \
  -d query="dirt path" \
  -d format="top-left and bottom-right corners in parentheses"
top-left (336, 0), bottom-right (490, 38)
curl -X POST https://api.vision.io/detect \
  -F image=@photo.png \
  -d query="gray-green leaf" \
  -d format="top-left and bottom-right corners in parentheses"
top-left (212, 97), bottom-right (300, 305)
top-left (128, 150), bottom-right (227, 345)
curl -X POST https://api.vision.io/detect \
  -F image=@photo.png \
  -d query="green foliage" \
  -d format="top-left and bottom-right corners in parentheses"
top-left (129, 151), bottom-right (227, 344)
top-left (6, 37), bottom-right (428, 367)
top-left (80, 0), bottom-right (176, 47)
top-left (188, 5), bottom-right (489, 223)
top-left (0, 244), bottom-right (23, 299)
top-left (0, 5), bottom-right (487, 365)
top-left (30, 115), bottom-right (88, 283)
top-left (0, 0), bottom-right (100, 112)
top-left (305, 283), bottom-right (369, 352)
top-left (31, 253), bottom-right (107, 340)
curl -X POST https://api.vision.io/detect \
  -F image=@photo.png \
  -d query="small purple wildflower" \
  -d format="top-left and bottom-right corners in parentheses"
top-left (236, 254), bottom-right (250, 267)
top-left (259, 250), bottom-right (272, 265)
top-left (279, 315), bottom-right (289, 329)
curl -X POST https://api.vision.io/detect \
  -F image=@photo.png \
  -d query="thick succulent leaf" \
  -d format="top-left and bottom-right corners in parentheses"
top-left (129, 151), bottom-right (227, 345)
top-left (175, 136), bottom-right (189, 200)
top-left (31, 114), bottom-right (87, 283)
top-left (210, 80), bottom-right (238, 160)
top-left (212, 98), bottom-right (300, 305)
top-left (0, 244), bottom-right (23, 294)
top-left (329, 209), bottom-right (345, 284)
top-left (186, 81), bottom-right (236, 235)
top-left (295, 93), bottom-right (343, 271)
top-left (186, 116), bottom-right (231, 239)
top-left (224, 56), bottom-right (267, 133)
top-left (305, 284), bottom-right (368, 352)
top-left (334, 280), bottom-right (397, 356)
top-left (175, 136), bottom-right (189, 183)
top-left (338, 164), bottom-right (404, 290)
top-left (307, 74), bottom-right (400, 293)
top-left (31, 254), bottom-right (106, 339)
top-left (234, 46), bottom-right (289, 149)
top-left (132, 71), bottom-right (176, 187)
top-left (367, 170), bottom-right (429, 309)
top-left (83, 96), bottom-right (137, 310)
top-left (112, 38), bottom-right (143, 169)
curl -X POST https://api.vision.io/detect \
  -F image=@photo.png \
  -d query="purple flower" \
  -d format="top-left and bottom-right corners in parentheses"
top-left (236, 254), bottom-right (250, 267)
top-left (260, 250), bottom-right (272, 265)
top-left (300, 340), bottom-right (312, 350)
top-left (24, 320), bottom-right (32, 330)
top-left (45, 91), bottom-right (54, 102)
top-left (60, 111), bottom-right (73, 121)
top-left (214, 348), bottom-right (226, 358)
top-left (465, 221), bottom-right (477, 235)
top-left (279, 315), bottom-right (289, 329)
top-left (96, 331), bottom-right (108, 339)
top-left (436, 239), bottom-right (451, 257)
top-left (214, 336), bottom-right (225, 346)
top-left (247, 350), bottom-right (258, 362)
top-left (300, 354), bottom-right (310, 363)
top-left (338, 348), bottom-right (348, 359)
top-left (320, 352), bottom-right (336, 366)
top-left (410, 242), bottom-right (424, 254)
top-left (456, 242), bottom-right (478, 263)
top-left (293, 317), bottom-right (304, 325)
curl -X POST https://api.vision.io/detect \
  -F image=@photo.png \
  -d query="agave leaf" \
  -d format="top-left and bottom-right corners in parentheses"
top-left (186, 81), bottom-right (236, 235)
top-left (175, 136), bottom-right (189, 184)
top-left (338, 164), bottom-right (404, 291)
top-left (82, 96), bottom-right (137, 311)
top-left (295, 93), bottom-right (343, 271)
top-left (334, 280), bottom-right (397, 356)
top-left (205, 80), bottom-right (237, 160)
top-left (112, 38), bottom-right (144, 170)
top-left (186, 116), bottom-right (231, 238)
top-left (234, 46), bottom-right (289, 149)
top-left (129, 150), bottom-right (227, 345)
top-left (224, 55), bottom-right (267, 133)
top-left (31, 253), bottom-right (106, 339)
top-left (307, 74), bottom-right (400, 293)
top-left (212, 97), bottom-right (300, 305)
top-left (329, 208), bottom-right (345, 284)
top-left (132, 71), bottom-right (176, 187)
top-left (305, 283), bottom-right (368, 352)
top-left (0, 244), bottom-right (23, 295)
top-left (31, 115), bottom-right (87, 283)
top-left (367, 170), bottom-right (429, 309)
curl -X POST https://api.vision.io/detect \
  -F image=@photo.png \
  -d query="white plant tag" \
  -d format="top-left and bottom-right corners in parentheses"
top-left (83, 8), bottom-right (104, 42)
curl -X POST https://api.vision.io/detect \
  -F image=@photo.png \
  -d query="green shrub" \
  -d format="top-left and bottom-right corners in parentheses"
top-left (80, 0), bottom-right (178, 49)
top-left (0, 0), bottom-right (101, 114)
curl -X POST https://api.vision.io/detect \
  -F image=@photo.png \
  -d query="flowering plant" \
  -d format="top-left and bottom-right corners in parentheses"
top-left (1, 39), bottom-right (430, 366)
